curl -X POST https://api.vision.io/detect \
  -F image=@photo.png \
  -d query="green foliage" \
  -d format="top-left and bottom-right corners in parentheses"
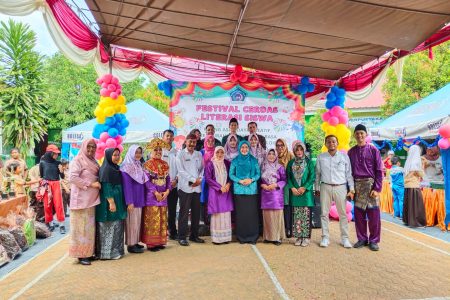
top-left (42, 53), bottom-right (145, 131)
top-left (382, 42), bottom-right (450, 117)
top-left (0, 19), bottom-right (48, 154)
top-left (305, 109), bottom-right (325, 158)
top-left (135, 82), bottom-right (170, 115)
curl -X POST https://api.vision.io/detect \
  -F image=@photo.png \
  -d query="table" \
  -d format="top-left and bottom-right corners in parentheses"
top-left (0, 195), bottom-right (28, 217)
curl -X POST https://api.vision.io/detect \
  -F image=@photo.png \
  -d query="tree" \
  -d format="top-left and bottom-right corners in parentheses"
top-left (135, 82), bottom-right (170, 115)
top-left (305, 109), bottom-right (325, 158)
top-left (381, 42), bottom-right (450, 117)
top-left (42, 53), bottom-right (145, 133)
top-left (0, 19), bottom-right (48, 153)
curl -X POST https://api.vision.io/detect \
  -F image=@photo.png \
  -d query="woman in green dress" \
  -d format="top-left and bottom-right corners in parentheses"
top-left (286, 141), bottom-right (315, 247)
top-left (96, 148), bottom-right (127, 260)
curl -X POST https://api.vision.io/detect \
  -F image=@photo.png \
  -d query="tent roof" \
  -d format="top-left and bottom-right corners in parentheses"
top-left (85, 0), bottom-right (450, 80)
top-left (370, 83), bottom-right (450, 139)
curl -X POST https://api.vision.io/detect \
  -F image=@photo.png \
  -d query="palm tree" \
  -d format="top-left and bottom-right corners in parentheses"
top-left (0, 19), bottom-right (48, 154)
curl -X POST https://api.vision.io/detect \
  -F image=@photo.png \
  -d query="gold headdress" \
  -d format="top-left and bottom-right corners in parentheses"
top-left (146, 138), bottom-right (170, 151)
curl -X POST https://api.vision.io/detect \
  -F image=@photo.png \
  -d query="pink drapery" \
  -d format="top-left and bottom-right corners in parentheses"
top-left (46, 0), bottom-right (450, 92)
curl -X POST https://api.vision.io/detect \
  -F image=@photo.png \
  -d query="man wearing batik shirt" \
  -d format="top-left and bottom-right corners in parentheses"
top-left (348, 124), bottom-right (383, 251)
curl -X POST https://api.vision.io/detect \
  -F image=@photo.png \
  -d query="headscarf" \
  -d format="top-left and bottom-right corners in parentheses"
top-left (120, 144), bottom-right (148, 183)
top-left (276, 138), bottom-right (294, 167)
top-left (203, 134), bottom-right (216, 164)
top-left (291, 141), bottom-right (307, 185)
top-left (233, 140), bottom-right (256, 179)
top-left (248, 133), bottom-right (266, 165)
top-left (73, 139), bottom-right (99, 174)
top-left (404, 145), bottom-right (423, 175)
top-left (261, 149), bottom-right (281, 184)
top-left (212, 146), bottom-right (227, 186)
top-left (224, 134), bottom-right (239, 161)
top-left (143, 138), bottom-right (170, 177)
top-left (99, 148), bottom-right (122, 184)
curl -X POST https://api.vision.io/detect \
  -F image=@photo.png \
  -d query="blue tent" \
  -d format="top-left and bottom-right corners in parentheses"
top-left (62, 99), bottom-right (169, 159)
top-left (370, 83), bottom-right (450, 140)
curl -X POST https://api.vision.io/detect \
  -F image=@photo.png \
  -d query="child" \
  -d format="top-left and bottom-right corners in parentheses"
top-left (60, 159), bottom-right (71, 217)
top-left (9, 163), bottom-right (27, 195)
top-left (390, 156), bottom-right (404, 219)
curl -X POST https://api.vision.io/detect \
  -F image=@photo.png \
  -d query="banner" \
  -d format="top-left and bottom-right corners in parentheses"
top-left (169, 82), bottom-right (304, 150)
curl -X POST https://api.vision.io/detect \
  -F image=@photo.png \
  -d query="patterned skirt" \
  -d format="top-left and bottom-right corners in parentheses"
top-left (263, 209), bottom-right (285, 242)
top-left (96, 220), bottom-right (125, 259)
top-left (210, 212), bottom-right (232, 244)
top-left (292, 207), bottom-right (311, 239)
top-left (141, 206), bottom-right (168, 247)
top-left (69, 207), bottom-right (95, 258)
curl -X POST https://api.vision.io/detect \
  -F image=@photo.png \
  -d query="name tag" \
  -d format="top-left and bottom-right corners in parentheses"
top-left (185, 159), bottom-right (191, 162)
top-left (163, 155), bottom-right (169, 158)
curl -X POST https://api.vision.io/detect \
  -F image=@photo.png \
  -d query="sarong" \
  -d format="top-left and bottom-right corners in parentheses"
top-left (125, 207), bottom-right (142, 245)
top-left (96, 220), bottom-right (125, 259)
top-left (141, 206), bottom-right (167, 247)
top-left (354, 178), bottom-right (379, 210)
top-left (292, 207), bottom-right (311, 238)
top-left (69, 207), bottom-right (95, 258)
top-left (210, 212), bottom-right (232, 243)
top-left (263, 209), bottom-right (285, 242)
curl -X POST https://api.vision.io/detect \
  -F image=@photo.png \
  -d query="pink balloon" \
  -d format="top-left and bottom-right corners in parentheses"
top-left (117, 144), bottom-right (124, 153)
top-left (346, 201), bottom-right (352, 213)
top-left (105, 138), bottom-right (117, 148)
top-left (330, 106), bottom-right (343, 117)
top-left (97, 141), bottom-right (106, 149)
top-left (322, 111), bottom-right (330, 122)
top-left (95, 152), bottom-right (103, 160)
top-left (346, 212), bottom-right (353, 222)
top-left (329, 204), bottom-right (339, 220)
top-left (338, 115), bottom-right (348, 124)
top-left (365, 135), bottom-right (373, 144)
top-left (96, 78), bottom-right (103, 85)
top-left (100, 88), bottom-right (110, 97)
top-left (328, 116), bottom-right (339, 126)
top-left (115, 135), bottom-right (123, 144)
top-left (111, 77), bottom-right (119, 85)
top-left (438, 137), bottom-right (450, 150)
top-left (110, 92), bottom-right (118, 99)
top-left (102, 74), bottom-right (112, 84)
top-left (100, 132), bottom-right (109, 142)
top-left (107, 84), bottom-right (116, 92)
top-left (101, 82), bottom-right (108, 89)
top-left (116, 89), bottom-right (122, 95)
top-left (438, 124), bottom-right (450, 138)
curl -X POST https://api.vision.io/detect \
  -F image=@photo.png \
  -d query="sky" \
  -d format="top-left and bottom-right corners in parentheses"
top-left (0, 0), bottom-right (95, 56)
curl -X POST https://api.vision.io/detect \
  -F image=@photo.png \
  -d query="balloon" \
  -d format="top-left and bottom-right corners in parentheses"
top-left (116, 89), bottom-right (122, 96)
top-left (102, 74), bottom-right (112, 84)
top-left (104, 107), bottom-right (114, 117)
top-left (119, 128), bottom-right (127, 136)
top-left (326, 125), bottom-right (337, 135)
top-left (346, 212), bottom-right (353, 222)
top-left (338, 115), bottom-right (349, 124)
top-left (321, 145), bottom-right (328, 153)
top-left (115, 135), bottom-right (123, 144)
top-left (120, 106), bottom-right (127, 114)
top-left (320, 122), bottom-right (329, 132)
top-left (105, 138), bottom-right (117, 148)
top-left (107, 84), bottom-right (116, 92)
top-left (307, 83), bottom-right (315, 93)
top-left (230, 73), bottom-right (238, 82)
top-left (120, 119), bottom-right (130, 128)
top-left (95, 152), bottom-right (103, 160)
top-left (328, 116), bottom-right (339, 126)
top-left (92, 130), bottom-right (101, 139)
top-left (100, 88), bottom-right (110, 97)
top-left (97, 141), bottom-right (106, 150)
top-left (100, 132), bottom-right (109, 142)
top-left (321, 112), bottom-right (330, 122)
top-left (101, 82), bottom-right (108, 89)
top-left (96, 78), bottom-right (103, 85)
top-left (298, 85), bottom-right (308, 94)
top-left (96, 116), bottom-right (106, 124)
top-left (108, 128), bottom-right (119, 138)
top-left (110, 92), bottom-right (118, 99)
top-left (331, 86), bottom-right (339, 94)
top-left (346, 201), bottom-right (353, 213)
top-left (111, 77), bottom-right (119, 85)
top-left (330, 106), bottom-right (343, 117)
top-left (337, 88), bottom-right (346, 97)
top-left (300, 76), bottom-right (310, 85)
top-left (234, 65), bottom-right (243, 77)
top-left (117, 144), bottom-right (124, 153)
top-left (325, 101), bottom-right (335, 110)
top-left (105, 117), bottom-right (116, 126)
top-left (438, 138), bottom-right (450, 149)
top-left (329, 204), bottom-right (339, 220)
top-left (326, 92), bottom-right (336, 102)
top-left (365, 135), bottom-right (372, 144)
top-left (438, 124), bottom-right (450, 138)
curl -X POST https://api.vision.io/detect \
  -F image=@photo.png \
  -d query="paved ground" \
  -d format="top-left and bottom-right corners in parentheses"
top-left (1, 220), bottom-right (449, 300)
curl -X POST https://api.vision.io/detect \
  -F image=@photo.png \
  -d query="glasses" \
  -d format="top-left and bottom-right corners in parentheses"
top-left (276, 144), bottom-right (284, 148)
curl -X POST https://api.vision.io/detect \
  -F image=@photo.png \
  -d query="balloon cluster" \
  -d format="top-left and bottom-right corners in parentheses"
top-left (92, 74), bottom-right (129, 159)
top-left (294, 77), bottom-right (315, 94)
top-left (157, 80), bottom-right (172, 97)
top-left (329, 201), bottom-right (353, 222)
top-left (320, 86), bottom-right (351, 152)
top-left (230, 65), bottom-right (249, 83)
top-left (438, 124), bottom-right (450, 149)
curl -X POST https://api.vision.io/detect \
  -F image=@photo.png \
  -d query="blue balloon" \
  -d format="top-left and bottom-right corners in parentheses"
top-left (331, 86), bottom-right (339, 94)
top-left (108, 128), bottom-right (118, 138)
top-left (119, 128), bottom-right (127, 136)
top-left (92, 130), bottom-right (101, 139)
top-left (115, 114), bottom-right (123, 121)
top-left (337, 88), bottom-right (346, 97)
top-left (298, 85), bottom-right (308, 94)
top-left (120, 119), bottom-right (130, 128)
top-left (307, 84), bottom-right (315, 93)
top-left (300, 76), bottom-right (310, 85)
top-left (325, 101), bottom-right (335, 109)
top-left (157, 82), bottom-right (164, 90)
top-left (337, 97), bottom-right (345, 106)
top-left (326, 93), bottom-right (336, 102)
top-left (105, 117), bottom-right (115, 126)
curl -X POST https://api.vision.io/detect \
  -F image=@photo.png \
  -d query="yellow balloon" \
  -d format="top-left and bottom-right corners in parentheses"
top-left (321, 122), bottom-right (329, 132)
top-left (104, 107), bottom-right (114, 117)
top-left (120, 105), bottom-right (127, 114)
top-left (96, 116), bottom-right (105, 124)
top-left (116, 95), bottom-right (125, 105)
top-left (326, 125), bottom-right (337, 135)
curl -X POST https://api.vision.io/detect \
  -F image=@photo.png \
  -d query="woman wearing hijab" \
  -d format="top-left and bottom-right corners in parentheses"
top-left (96, 148), bottom-right (127, 260)
top-left (121, 145), bottom-right (147, 254)
top-left (286, 141), bottom-right (315, 247)
top-left (142, 139), bottom-right (171, 252)
top-left (224, 134), bottom-right (239, 161)
top-left (248, 133), bottom-right (266, 166)
top-left (69, 139), bottom-right (101, 266)
top-left (200, 134), bottom-right (216, 224)
top-left (39, 144), bottom-right (66, 233)
top-left (275, 138), bottom-right (295, 237)
top-left (229, 140), bottom-right (261, 244)
top-left (261, 149), bottom-right (287, 245)
top-left (205, 146), bottom-right (233, 244)
top-left (403, 145), bottom-right (426, 227)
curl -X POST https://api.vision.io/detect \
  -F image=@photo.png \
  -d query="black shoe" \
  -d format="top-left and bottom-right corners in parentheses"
top-left (156, 245), bottom-right (166, 250)
top-left (148, 247), bottom-right (160, 252)
top-left (353, 240), bottom-right (368, 248)
top-left (178, 239), bottom-right (189, 246)
top-left (88, 256), bottom-right (98, 261)
top-left (169, 234), bottom-right (178, 241)
top-left (273, 241), bottom-right (282, 246)
top-left (249, 241), bottom-right (257, 245)
top-left (135, 244), bottom-right (145, 249)
top-left (263, 240), bottom-right (271, 243)
top-left (189, 237), bottom-right (205, 243)
top-left (46, 223), bottom-right (55, 232)
top-left (60, 226), bottom-right (66, 234)
top-left (239, 240), bottom-right (245, 244)
top-left (65, 214), bottom-right (69, 218)
top-left (78, 258), bottom-right (91, 266)
top-left (368, 242), bottom-right (379, 251)
top-left (127, 245), bottom-right (144, 253)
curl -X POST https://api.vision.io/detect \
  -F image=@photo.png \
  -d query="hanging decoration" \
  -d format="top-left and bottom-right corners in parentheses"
top-left (229, 65), bottom-right (249, 83)
top-left (438, 124), bottom-right (450, 150)
top-left (372, 135), bottom-right (441, 151)
top-left (320, 86), bottom-right (351, 152)
top-left (92, 74), bottom-right (130, 159)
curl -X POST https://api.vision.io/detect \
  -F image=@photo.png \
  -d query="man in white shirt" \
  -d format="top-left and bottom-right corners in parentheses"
top-left (315, 135), bottom-right (354, 248)
top-left (162, 129), bottom-right (179, 240)
top-left (176, 133), bottom-right (205, 246)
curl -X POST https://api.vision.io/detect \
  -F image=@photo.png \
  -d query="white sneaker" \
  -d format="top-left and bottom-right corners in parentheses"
top-left (342, 239), bottom-right (352, 248)
top-left (320, 237), bottom-right (329, 247)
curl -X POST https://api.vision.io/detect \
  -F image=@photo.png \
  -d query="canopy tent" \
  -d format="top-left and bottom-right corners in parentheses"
top-left (0, 0), bottom-right (449, 94)
top-left (62, 99), bottom-right (169, 144)
top-left (370, 83), bottom-right (450, 141)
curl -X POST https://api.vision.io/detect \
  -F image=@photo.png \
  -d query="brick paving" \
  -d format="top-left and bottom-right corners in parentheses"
top-left (1, 221), bottom-right (449, 300)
